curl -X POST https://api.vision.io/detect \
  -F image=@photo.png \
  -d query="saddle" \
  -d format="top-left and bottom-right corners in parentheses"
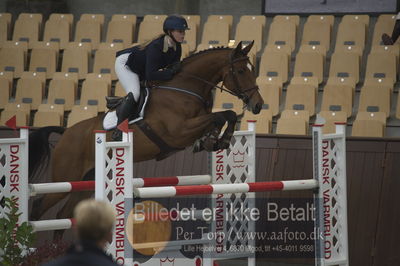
top-left (103, 87), bottom-right (149, 130)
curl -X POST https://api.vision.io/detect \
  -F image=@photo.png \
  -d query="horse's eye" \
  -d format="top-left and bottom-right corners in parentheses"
top-left (238, 69), bottom-right (245, 74)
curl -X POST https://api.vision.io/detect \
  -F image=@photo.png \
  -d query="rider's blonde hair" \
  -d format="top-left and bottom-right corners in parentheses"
top-left (74, 199), bottom-right (116, 242)
top-left (138, 33), bottom-right (166, 50)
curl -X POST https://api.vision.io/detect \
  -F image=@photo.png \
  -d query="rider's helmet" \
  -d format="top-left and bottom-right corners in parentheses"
top-left (163, 15), bottom-right (190, 33)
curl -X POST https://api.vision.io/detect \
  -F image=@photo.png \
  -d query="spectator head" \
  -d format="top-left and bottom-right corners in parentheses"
top-left (74, 199), bottom-right (116, 244)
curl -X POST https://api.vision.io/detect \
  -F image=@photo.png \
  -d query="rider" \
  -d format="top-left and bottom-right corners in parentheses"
top-left (112, 15), bottom-right (189, 140)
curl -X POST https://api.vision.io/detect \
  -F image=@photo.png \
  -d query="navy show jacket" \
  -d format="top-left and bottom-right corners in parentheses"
top-left (116, 35), bottom-right (182, 82)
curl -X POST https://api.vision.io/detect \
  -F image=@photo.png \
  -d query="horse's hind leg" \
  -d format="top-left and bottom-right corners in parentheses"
top-left (30, 193), bottom-right (69, 220)
top-left (53, 191), bottom-right (93, 240)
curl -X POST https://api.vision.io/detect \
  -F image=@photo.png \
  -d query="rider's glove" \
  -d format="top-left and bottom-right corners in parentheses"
top-left (167, 61), bottom-right (182, 75)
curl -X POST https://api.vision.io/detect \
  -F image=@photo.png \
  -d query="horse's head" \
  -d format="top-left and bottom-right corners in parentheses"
top-left (222, 41), bottom-right (264, 114)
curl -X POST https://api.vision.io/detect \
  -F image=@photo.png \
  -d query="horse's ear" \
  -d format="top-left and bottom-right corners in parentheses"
top-left (236, 41), bottom-right (243, 50)
top-left (233, 41), bottom-right (243, 57)
top-left (241, 41), bottom-right (254, 55)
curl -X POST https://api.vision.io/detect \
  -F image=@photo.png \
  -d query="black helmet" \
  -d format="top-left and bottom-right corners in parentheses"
top-left (163, 15), bottom-right (190, 33)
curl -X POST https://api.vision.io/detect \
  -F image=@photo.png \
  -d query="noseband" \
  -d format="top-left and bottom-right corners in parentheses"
top-left (222, 56), bottom-right (259, 104)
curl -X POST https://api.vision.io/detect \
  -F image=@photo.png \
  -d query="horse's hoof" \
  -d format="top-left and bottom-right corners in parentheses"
top-left (192, 140), bottom-right (204, 153)
top-left (202, 140), bottom-right (215, 152)
top-left (219, 141), bottom-right (230, 150)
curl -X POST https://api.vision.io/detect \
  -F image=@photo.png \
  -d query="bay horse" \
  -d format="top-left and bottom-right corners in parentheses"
top-left (29, 41), bottom-right (264, 236)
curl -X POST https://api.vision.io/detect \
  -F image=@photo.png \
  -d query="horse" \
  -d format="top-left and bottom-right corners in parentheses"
top-left (29, 41), bottom-right (264, 237)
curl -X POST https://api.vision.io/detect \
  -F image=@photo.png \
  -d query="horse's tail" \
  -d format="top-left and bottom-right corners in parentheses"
top-left (29, 126), bottom-right (65, 181)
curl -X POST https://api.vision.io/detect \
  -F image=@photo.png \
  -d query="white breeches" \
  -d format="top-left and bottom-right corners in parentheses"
top-left (115, 53), bottom-right (140, 101)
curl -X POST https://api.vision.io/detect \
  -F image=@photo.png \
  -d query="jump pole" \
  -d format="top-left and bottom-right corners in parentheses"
top-left (28, 175), bottom-right (211, 196)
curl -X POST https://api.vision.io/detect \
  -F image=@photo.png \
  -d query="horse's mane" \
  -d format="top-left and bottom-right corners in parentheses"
top-left (182, 46), bottom-right (232, 64)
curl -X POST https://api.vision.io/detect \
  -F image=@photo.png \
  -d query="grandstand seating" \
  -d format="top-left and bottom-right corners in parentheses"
top-left (0, 42), bottom-right (27, 78)
top-left (33, 104), bottom-right (65, 127)
top-left (329, 52), bottom-right (360, 84)
top-left (335, 20), bottom-right (366, 53)
top-left (47, 78), bottom-right (76, 111)
top-left (138, 20), bottom-right (164, 43)
top-left (93, 43), bottom-right (123, 80)
top-left (240, 109), bottom-right (272, 134)
top-left (352, 111), bottom-right (386, 137)
top-left (307, 15), bottom-right (334, 29)
top-left (14, 72), bottom-right (46, 110)
top-left (273, 15), bottom-right (300, 28)
top-left (0, 109), bottom-right (29, 127)
top-left (301, 20), bottom-right (331, 52)
top-left (43, 19), bottom-right (70, 49)
top-left (67, 105), bottom-right (98, 127)
top-left (201, 20), bottom-right (229, 46)
top-left (372, 17), bottom-right (399, 45)
top-left (207, 15), bottom-right (233, 34)
top-left (267, 20), bottom-right (297, 52)
top-left (276, 110), bottom-right (309, 135)
top-left (213, 89), bottom-right (244, 114)
top-left (106, 20), bottom-right (134, 48)
top-left (61, 42), bottom-right (91, 79)
top-left (365, 52), bottom-right (397, 84)
top-left (143, 14), bottom-right (167, 22)
top-left (80, 75), bottom-right (110, 112)
top-left (284, 84), bottom-right (316, 116)
top-left (0, 78), bottom-right (10, 109)
top-left (293, 51), bottom-right (324, 84)
top-left (235, 18), bottom-right (263, 53)
top-left (257, 83), bottom-right (280, 116)
top-left (0, 13), bottom-right (11, 45)
top-left (318, 111), bottom-right (347, 134)
top-left (358, 86), bottom-right (391, 117)
top-left (259, 49), bottom-right (288, 83)
top-left (74, 19), bottom-right (101, 49)
top-left (1, 103), bottom-right (31, 126)
top-left (114, 81), bottom-right (125, 97)
top-left (321, 84), bottom-right (353, 117)
top-left (29, 46), bottom-right (58, 79)
top-left (290, 76), bottom-right (318, 89)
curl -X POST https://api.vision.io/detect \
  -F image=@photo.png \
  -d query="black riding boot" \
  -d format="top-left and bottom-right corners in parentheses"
top-left (112, 92), bottom-right (136, 141)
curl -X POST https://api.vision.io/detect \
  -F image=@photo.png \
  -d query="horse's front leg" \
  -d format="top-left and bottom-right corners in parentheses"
top-left (174, 112), bottom-right (228, 152)
top-left (179, 111), bottom-right (237, 152)
top-left (216, 110), bottom-right (238, 150)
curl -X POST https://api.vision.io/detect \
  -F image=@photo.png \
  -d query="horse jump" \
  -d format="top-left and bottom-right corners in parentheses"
top-left (0, 124), bottom-right (258, 264)
top-left (0, 121), bottom-right (349, 266)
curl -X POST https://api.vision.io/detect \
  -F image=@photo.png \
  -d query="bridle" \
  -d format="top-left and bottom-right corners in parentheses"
top-left (152, 54), bottom-right (259, 107)
top-left (223, 56), bottom-right (259, 104)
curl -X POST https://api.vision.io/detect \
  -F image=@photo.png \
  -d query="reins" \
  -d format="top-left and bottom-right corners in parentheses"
top-left (152, 54), bottom-right (259, 108)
